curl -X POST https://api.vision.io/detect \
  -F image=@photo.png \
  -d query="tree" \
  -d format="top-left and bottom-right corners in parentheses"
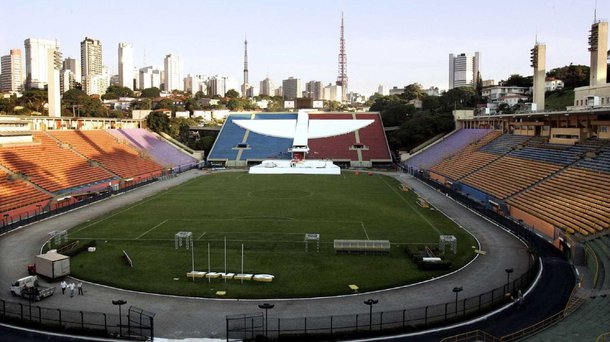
top-left (146, 111), bottom-right (170, 133)
top-left (439, 87), bottom-right (478, 111)
top-left (20, 89), bottom-right (47, 113)
top-left (61, 88), bottom-right (106, 117)
top-left (140, 87), bottom-right (161, 98)
top-left (226, 98), bottom-right (244, 111)
top-left (225, 89), bottom-right (239, 98)
top-left (502, 74), bottom-right (532, 87)
top-left (546, 64), bottom-right (589, 89)
top-left (401, 83), bottom-right (424, 101)
top-left (475, 71), bottom-right (483, 97)
top-left (102, 85), bottom-right (134, 100)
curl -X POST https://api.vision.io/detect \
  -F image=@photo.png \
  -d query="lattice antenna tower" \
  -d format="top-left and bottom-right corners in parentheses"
top-left (336, 12), bottom-right (348, 103)
top-left (243, 35), bottom-right (249, 86)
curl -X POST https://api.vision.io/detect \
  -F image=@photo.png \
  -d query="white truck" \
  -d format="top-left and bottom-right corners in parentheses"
top-left (35, 252), bottom-right (70, 280)
top-left (10, 275), bottom-right (55, 301)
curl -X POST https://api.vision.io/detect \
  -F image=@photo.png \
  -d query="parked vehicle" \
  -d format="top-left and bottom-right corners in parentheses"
top-left (10, 275), bottom-right (55, 301)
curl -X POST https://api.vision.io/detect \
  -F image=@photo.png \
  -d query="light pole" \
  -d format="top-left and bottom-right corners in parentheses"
top-left (452, 287), bottom-right (463, 315)
top-left (112, 299), bottom-right (127, 337)
top-left (363, 298), bottom-right (379, 332)
top-left (505, 268), bottom-right (514, 293)
top-left (258, 303), bottom-right (274, 338)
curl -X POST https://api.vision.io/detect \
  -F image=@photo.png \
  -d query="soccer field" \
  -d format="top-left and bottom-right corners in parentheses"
top-left (65, 172), bottom-right (476, 298)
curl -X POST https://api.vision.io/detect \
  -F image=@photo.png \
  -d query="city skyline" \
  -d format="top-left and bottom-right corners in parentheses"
top-left (1, 0), bottom-right (609, 96)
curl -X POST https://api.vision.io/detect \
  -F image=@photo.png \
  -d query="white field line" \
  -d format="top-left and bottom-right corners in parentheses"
top-left (136, 219), bottom-right (168, 239)
top-left (197, 231), bottom-right (207, 240)
top-left (69, 182), bottom-right (191, 235)
top-left (361, 222), bottom-right (370, 240)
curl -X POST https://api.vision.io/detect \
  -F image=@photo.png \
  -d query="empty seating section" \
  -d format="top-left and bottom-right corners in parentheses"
top-left (207, 114), bottom-right (251, 161)
top-left (574, 146), bottom-right (610, 173)
top-left (241, 115), bottom-right (296, 160)
top-left (348, 113), bottom-right (391, 160)
top-left (461, 157), bottom-right (561, 199)
top-left (478, 134), bottom-right (531, 155)
top-left (241, 133), bottom-right (293, 160)
top-left (209, 112), bottom-right (390, 163)
top-left (0, 132), bottom-right (115, 192)
top-left (308, 113), bottom-right (359, 160)
top-left (405, 129), bottom-right (493, 171)
top-left (508, 168), bottom-right (610, 235)
top-left (48, 130), bottom-right (162, 179)
top-left (429, 131), bottom-right (502, 180)
top-left (0, 170), bottom-right (51, 212)
top-left (509, 145), bottom-right (579, 165)
top-left (107, 129), bottom-right (198, 168)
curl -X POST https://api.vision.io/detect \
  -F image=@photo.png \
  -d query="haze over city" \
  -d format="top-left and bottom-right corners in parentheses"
top-left (1, 0), bottom-right (609, 95)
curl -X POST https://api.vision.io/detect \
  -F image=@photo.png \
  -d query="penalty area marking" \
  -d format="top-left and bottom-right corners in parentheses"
top-left (136, 219), bottom-right (168, 239)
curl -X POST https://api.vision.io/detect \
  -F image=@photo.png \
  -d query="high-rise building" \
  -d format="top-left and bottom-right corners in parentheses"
top-left (377, 84), bottom-right (388, 96)
top-left (118, 43), bottom-right (134, 90)
top-left (336, 13), bottom-right (348, 103)
top-left (139, 66), bottom-right (162, 90)
top-left (60, 57), bottom-right (79, 93)
top-left (184, 74), bottom-right (207, 95)
top-left (531, 42), bottom-right (546, 111)
top-left (81, 37), bottom-right (103, 94)
top-left (282, 77), bottom-right (302, 100)
top-left (589, 21), bottom-right (608, 87)
top-left (208, 75), bottom-right (228, 96)
top-left (448, 52), bottom-right (480, 89)
top-left (47, 47), bottom-right (62, 117)
top-left (322, 83), bottom-right (342, 102)
top-left (0, 49), bottom-right (24, 93)
top-left (164, 54), bottom-right (183, 92)
top-left (24, 38), bottom-right (59, 89)
top-left (259, 77), bottom-right (275, 96)
top-left (305, 81), bottom-right (322, 100)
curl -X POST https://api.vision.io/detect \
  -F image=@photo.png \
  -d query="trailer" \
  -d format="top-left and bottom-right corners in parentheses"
top-left (35, 252), bottom-right (70, 280)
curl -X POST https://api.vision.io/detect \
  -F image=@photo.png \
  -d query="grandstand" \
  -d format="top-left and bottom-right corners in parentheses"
top-left (107, 128), bottom-right (199, 172)
top-left (208, 112), bottom-right (392, 168)
top-left (404, 128), bottom-right (610, 241)
top-left (48, 130), bottom-right (164, 181)
top-left (0, 126), bottom-right (201, 226)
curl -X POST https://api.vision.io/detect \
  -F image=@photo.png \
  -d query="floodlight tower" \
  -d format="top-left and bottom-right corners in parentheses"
top-left (531, 40), bottom-right (546, 111)
top-left (336, 12), bottom-right (348, 103)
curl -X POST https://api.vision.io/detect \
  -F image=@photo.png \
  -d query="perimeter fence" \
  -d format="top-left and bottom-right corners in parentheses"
top-left (0, 299), bottom-right (154, 340)
top-left (227, 169), bottom-right (544, 341)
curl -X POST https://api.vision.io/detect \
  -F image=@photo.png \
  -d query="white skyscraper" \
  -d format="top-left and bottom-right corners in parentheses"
top-left (448, 52), bottom-right (480, 89)
top-left (24, 38), bottom-right (59, 89)
top-left (0, 49), bottom-right (24, 93)
top-left (164, 54), bottom-right (183, 92)
top-left (208, 75), bottom-right (228, 96)
top-left (118, 43), bottom-right (134, 90)
top-left (184, 74), bottom-right (207, 95)
top-left (81, 37), bottom-right (103, 95)
top-left (377, 84), bottom-right (389, 96)
top-left (259, 77), bottom-right (275, 96)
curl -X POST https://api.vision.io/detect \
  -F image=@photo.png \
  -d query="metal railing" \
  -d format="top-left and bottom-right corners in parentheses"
top-left (227, 262), bottom-right (538, 341)
top-left (0, 299), bottom-right (153, 340)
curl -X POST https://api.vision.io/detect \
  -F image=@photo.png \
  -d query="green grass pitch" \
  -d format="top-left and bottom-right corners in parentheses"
top-left (65, 172), bottom-right (476, 298)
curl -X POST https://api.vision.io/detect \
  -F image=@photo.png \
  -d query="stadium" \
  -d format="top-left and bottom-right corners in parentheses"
top-left (0, 100), bottom-right (608, 341)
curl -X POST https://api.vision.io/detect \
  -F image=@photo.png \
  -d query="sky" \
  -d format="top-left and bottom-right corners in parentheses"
top-left (1, 0), bottom-right (609, 96)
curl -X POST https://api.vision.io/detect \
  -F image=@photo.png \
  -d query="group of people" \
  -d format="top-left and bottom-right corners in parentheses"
top-left (60, 280), bottom-right (83, 297)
